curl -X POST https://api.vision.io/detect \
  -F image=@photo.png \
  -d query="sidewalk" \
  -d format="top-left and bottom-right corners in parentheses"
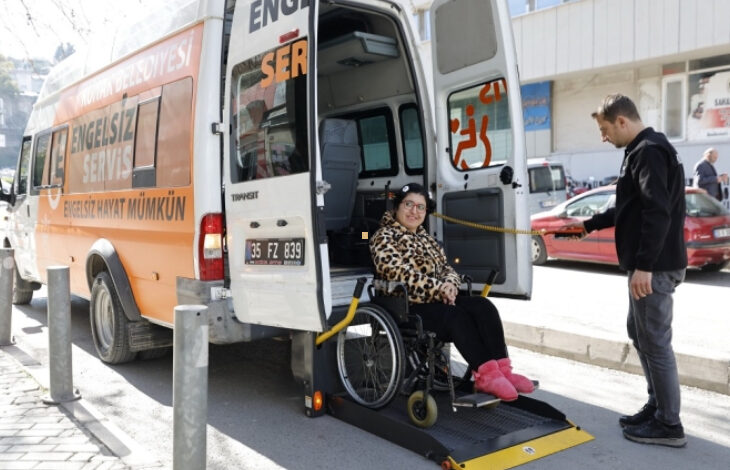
top-left (0, 347), bottom-right (129, 470)
top-left (495, 265), bottom-right (730, 396)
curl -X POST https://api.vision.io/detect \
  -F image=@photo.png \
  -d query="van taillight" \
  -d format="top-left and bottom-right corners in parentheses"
top-left (199, 213), bottom-right (224, 281)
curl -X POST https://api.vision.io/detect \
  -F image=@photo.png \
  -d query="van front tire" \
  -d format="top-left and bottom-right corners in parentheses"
top-left (12, 269), bottom-right (34, 305)
top-left (90, 271), bottom-right (136, 364)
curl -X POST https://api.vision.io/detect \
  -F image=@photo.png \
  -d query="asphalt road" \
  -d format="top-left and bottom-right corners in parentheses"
top-left (7, 264), bottom-right (730, 470)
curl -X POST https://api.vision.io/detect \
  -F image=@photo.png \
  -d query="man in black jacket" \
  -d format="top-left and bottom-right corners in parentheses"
top-left (563, 94), bottom-right (687, 447)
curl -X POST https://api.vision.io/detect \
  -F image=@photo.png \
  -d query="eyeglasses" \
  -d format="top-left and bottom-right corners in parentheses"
top-left (403, 200), bottom-right (427, 212)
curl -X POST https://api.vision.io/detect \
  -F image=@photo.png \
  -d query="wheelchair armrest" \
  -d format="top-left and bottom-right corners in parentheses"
top-left (368, 279), bottom-right (409, 324)
top-left (461, 275), bottom-right (473, 295)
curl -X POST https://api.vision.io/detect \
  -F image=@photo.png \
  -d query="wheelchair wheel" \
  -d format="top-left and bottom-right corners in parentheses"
top-left (336, 305), bottom-right (405, 409)
top-left (432, 343), bottom-right (471, 392)
top-left (407, 390), bottom-right (438, 428)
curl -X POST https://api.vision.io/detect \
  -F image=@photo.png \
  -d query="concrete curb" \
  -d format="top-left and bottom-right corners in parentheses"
top-left (504, 321), bottom-right (730, 396)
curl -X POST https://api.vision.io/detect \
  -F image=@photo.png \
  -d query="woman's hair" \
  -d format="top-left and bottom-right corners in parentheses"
top-left (393, 182), bottom-right (436, 214)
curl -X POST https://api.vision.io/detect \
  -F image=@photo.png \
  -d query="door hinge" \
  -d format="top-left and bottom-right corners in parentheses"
top-left (211, 122), bottom-right (224, 135)
top-left (316, 180), bottom-right (331, 195)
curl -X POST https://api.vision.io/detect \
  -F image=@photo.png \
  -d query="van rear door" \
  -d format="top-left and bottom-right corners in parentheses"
top-left (429, 0), bottom-right (531, 297)
top-left (223, 1), bottom-right (326, 332)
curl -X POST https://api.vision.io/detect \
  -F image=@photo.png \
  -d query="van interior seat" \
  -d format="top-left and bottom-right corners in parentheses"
top-left (320, 118), bottom-right (361, 231)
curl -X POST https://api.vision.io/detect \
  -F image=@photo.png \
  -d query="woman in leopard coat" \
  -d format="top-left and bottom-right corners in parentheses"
top-left (369, 183), bottom-right (534, 401)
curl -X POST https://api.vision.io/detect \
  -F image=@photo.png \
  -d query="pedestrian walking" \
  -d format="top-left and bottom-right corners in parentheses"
top-left (560, 93), bottom-right (688, 447)
top-left (693, 147), bottom-right (728, 201)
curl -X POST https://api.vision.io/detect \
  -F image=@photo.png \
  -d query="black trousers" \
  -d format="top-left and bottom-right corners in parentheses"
top-left (409, 295), bottom-right (508, 370)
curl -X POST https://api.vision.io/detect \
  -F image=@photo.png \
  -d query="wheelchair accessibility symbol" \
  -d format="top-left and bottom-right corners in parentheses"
top-left (522, 446), bottom-right (536, 455)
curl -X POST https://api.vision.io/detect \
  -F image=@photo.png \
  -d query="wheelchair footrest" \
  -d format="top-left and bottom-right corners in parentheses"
top-left (452, 393), bottom-right (500, 408)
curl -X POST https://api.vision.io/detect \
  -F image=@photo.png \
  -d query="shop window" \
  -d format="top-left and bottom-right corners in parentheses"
top-left (686, 67), bottom-right (730, 140)
top-left (662, 76), bottom-right (685, 140)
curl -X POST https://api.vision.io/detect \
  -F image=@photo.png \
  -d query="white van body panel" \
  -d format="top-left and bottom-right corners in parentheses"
top-left (430, 0), bottom-right (531, 298)
top-left (223, 1), bottom-right (325, 332)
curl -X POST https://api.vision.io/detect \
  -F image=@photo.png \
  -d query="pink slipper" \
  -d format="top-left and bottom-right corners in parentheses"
top-left (473, 360), bottom-right (518, 401)
top-left (497, 358), bottom-right (535, 394)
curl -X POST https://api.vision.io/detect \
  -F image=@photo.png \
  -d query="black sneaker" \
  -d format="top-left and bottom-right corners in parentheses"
top-left (622, 417), bottom-right (687, 448)
top-left (619, 403), bottom-right (656, 428)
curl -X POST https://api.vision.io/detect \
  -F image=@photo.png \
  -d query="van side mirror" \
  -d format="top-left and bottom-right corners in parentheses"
top-left (0, 180), bottom-right (10, 203)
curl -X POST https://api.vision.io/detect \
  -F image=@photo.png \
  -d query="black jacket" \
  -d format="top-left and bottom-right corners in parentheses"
top-left (584, 127), bottom-right (687, 272)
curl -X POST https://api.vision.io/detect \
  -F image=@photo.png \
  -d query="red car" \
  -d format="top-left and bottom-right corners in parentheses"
top-left (531, 186), bottom-right (730, 271)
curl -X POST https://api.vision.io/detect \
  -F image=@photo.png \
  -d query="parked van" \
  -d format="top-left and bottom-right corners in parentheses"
top-left (1, 0), bottom-right (531, 413)
top-left (527, 159), bottom-right (567, 214)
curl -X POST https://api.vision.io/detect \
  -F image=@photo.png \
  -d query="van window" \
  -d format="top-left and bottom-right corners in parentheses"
top-left (14, 137), bottom-right (32, 196)
top-left (357, 112), bottom-right (397, 177)
top-left (49, 128), bottom-right (67, 187)
top-left (157, 77), bottom-right (193, 187)
top-left (448, 77), bottom-right (512, 170)
top-left (32, 133), bottom-right (51, 188)
top-left (68, 98), bottom-right (138, 193)
top-left (230, 40), bottom-right (309, 182)
top-left (529, 164), bottom-right (565, 193)
top-left (337, 108), bottom-right (398, 178)
top-left (400, 104), bottom-right (424, 174)
top-left (134, 98), bottom-right (159, 169)
top-left (133, 97), bottom-right (160, 188)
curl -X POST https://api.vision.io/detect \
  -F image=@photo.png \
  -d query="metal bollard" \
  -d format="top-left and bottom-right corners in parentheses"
top-left (173, 305), bottom-right (208, 470)
top-left (0, 248), bottom-right (14, 346)
top-left (44, 266), bottom-right (80, 404)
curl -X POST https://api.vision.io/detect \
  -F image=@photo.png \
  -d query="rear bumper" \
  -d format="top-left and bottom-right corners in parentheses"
top-left (176, 277), bottom-right (286, 344)
top-left (686, 241), bottom-right (730, 267)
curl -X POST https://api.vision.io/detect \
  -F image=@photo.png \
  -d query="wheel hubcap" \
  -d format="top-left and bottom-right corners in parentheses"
top-left (93, 288), bottom-right (114, 349)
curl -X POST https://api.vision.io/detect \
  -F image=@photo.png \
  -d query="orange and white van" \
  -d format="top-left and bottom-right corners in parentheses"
top-left (2, 0), bottom-right (531, 413)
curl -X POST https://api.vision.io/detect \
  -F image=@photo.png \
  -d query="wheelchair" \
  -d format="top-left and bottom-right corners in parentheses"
top-left (334, 278), bottom-right (481, 428)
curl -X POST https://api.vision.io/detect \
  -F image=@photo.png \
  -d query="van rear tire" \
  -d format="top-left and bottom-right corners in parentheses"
top-left (12, 269), bottom-right (33, 305)
top-left (90, 271), bottom-right (136, 364)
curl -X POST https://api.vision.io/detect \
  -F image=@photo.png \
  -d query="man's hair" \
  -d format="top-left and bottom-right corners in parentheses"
top-left (703, 147), bottom-right (717, 158)
top-left (591, 94), bottom-right (641, 123)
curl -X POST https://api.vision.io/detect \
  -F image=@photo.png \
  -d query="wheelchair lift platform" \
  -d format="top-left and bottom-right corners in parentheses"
top-left (327, 392), bottom-right (593, 469)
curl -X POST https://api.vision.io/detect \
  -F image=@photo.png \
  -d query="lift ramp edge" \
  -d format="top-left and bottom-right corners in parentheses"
top-left (446, 425), bottom-right (594, 469)
top-left (327, 393), bottom-right (594, 468)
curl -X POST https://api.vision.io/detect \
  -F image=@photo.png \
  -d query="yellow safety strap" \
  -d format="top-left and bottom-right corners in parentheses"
top-left (432, 212), bottom-right (542, 236)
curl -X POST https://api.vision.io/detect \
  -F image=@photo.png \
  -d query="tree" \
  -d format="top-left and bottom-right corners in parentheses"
top-left (0, 55), bottom-right (20, 96)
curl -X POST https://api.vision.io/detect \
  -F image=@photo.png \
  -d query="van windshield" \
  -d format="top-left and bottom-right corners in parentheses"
top-left (529, 164), bottom-right (566, 193)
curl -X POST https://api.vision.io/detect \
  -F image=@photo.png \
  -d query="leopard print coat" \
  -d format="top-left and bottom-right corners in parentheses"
top-left (370, 211), bottom-right (461, 304)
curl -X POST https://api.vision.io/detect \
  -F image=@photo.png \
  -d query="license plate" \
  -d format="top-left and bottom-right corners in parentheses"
top-left (245, 238), bottom-right (305, 266)
top-left (714, 227), bottom-right (730, 239)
